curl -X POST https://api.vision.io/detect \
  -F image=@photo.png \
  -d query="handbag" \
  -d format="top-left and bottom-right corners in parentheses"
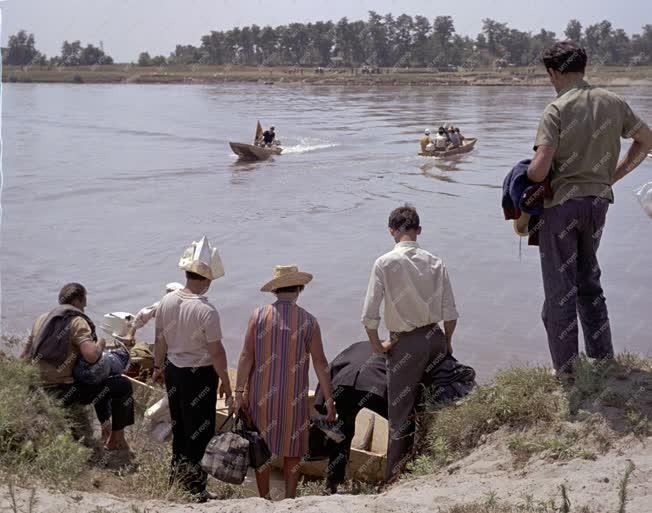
top-left (234, 411), bottom-right (272, 470)
top-left (200, 414), bottom-right (249, 484)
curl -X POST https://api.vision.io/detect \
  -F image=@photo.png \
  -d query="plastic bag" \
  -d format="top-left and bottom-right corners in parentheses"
top-left (634, 182), bottom-right (652, 218)
top-left (144, 397), bottom-right (172, 443)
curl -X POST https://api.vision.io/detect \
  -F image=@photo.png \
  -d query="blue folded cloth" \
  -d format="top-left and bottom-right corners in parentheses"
top-left (73, 346), bottom-right (131, 385)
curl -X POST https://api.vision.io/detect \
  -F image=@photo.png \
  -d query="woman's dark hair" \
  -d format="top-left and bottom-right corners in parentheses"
top-left (58, 283), bottom-right (87, 305)
top-left (455, 128), bottom-right (460, 133)
top-left (273, 285), bottom-right (304, 294)
top-left (541, 41), bottom-right (587, 74)
top-left (388, 204), bottom-right (420, 232)
top-left (185, 271), bottom-right (209, 281)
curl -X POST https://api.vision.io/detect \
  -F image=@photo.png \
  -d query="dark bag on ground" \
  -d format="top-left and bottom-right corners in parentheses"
top-left (234, 411), bottom-right (272, 470)
top-left (200, 414), bottom-right (249, 484)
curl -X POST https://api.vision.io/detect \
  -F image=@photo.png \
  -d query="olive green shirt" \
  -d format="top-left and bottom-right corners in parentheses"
top-left (534, 79), bottom-right (645, 208)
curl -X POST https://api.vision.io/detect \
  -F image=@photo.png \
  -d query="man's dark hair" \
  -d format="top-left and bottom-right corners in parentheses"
top-left (185, 271), bottom-right (209, 281)
top-left (388, 205), bottom-right (420, 232)
top-left (58, 283), bottom-right (87, 305)
top-left (273, 285), bottom-right (304, 294)
top-left (541, 41), bottom-right (587, 74)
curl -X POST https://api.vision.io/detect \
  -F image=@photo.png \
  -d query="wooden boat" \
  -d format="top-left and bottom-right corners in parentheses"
top-left (419, 137), bottom-right (477, 158)
top-left (229, 120), bottom-right (282, 161)
top-left (129, 373), bottom-right (387, 482)
top-left (229, 142), bottom-right (282, 160)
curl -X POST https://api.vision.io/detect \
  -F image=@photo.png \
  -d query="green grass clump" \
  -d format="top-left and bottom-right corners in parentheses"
top-left (0, 358), bottom-right (91, 483)
top-left (423, 366), bottom-right (566, 465)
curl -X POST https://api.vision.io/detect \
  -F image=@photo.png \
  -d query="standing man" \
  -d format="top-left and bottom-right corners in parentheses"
top-left (362, 205), bottom-right (459, 483)
top-left (154, 236), bottom-right (233, 502)
top-left (527, 42), bottom-right (652, 375)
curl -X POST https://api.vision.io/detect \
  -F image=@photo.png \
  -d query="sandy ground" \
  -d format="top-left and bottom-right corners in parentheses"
top-left (3, 432), bottom-right (650, 513)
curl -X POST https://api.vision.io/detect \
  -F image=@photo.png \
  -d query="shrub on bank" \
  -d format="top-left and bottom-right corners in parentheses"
top-left (0, 358), bottom-right (91, 483)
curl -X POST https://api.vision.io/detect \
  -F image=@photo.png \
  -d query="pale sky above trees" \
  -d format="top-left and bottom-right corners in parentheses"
top-left (1, 0), bottom-right (649, 62)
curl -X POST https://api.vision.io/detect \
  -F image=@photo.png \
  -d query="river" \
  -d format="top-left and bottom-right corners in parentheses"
top-left (2, 82), bottom-right (651, 380)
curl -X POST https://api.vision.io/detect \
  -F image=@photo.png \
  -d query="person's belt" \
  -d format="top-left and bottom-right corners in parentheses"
top-left (390, 322), bottom-right (440, 339)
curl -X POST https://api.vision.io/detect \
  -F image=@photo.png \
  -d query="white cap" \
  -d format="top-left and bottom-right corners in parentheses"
top-left (178, 236), bottom-right (225, 281)
top-left (424, 129), bottom-right (430, 135)
top-left (165, 282), bottom-right (184, 293)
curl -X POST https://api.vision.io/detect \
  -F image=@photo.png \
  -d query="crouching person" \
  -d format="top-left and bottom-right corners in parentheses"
top-left (21, 282), bottom-right (135, 452)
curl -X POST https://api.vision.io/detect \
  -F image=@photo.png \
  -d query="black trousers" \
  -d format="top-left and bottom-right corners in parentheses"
top-left (327, 387), bottom-right (387, 485)
top-left (539, 197), bottom-right (614, 372)
top-left (48, 375), bottom-right (135, 431)
top-left (164, 361), bottom-right (218, 496)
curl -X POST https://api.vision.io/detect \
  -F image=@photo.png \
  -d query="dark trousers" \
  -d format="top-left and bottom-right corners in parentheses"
top-left (539, 197), bottom-right (614, 372)
top-left (385, 324), bottom-right (447, 482)
top-left (164, 361), bottom-right (218, 496)
top-left (48, 375), bottom-right (135, 431)
top-left (326, 387), bottom-right (387, 485)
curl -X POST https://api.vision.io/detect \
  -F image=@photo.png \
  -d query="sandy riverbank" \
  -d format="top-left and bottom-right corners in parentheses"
top-left (3, 433), bottom-right (651, 512)
top-left (3, 64), bottom-right (652, 87)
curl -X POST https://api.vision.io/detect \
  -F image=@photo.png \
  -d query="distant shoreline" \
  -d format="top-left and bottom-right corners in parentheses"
top-left (3, 64), bottom-right (652, 87)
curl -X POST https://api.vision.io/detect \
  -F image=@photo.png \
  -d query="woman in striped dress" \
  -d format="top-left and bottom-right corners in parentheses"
top-left (235, 265), bottom-right (335, 499)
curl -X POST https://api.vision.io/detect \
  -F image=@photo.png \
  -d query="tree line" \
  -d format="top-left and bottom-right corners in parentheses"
top-left (4, 14), bottom-right (652, 69)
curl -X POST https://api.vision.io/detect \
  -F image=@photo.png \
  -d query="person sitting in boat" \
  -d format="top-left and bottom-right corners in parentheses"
top-left (419, 129), bottom-right (432, 153)
top-left (455, 127), bottom-right (465, 143)
top-left (312, 341), bottom-right (476, 494)
top-left (122, 282), bottom-right (184, 345)
top-left (434, 127), bottom-right (449, 150)
top-left (262, 126), bottom-right (276, 147)
top-left (448, 126), bottom-right (461, 147)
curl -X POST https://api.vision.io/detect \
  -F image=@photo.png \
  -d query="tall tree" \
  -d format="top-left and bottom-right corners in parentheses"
top-left (565, 19), bottom-right (582, 42)
top-left (6, 30), bottom-right (41, 65)
top-left (482, 18), bottom-right (509, 56)
top-left (433, 16), bottom-right (456, 65)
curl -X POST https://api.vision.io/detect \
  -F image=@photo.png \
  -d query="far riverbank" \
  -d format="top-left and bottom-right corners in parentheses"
top-left (3, 64), bottom-right (652, 87)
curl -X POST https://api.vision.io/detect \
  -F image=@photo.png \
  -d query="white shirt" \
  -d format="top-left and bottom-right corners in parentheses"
top-left (155, 290), bottom-right (222, 368)
top-left (362, 241), bottom-right (459, 333)
top-left (434, 134), bottom-right (448, 149)
top-left (132, 302), bottom-right (159, 330)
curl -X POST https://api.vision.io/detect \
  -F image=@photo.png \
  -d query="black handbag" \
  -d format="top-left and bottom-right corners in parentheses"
top-left (234, 411), bottom-right (272, 470)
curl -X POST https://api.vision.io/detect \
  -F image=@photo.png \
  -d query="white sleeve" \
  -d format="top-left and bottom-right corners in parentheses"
top-left (133, 302), bottom-right (160, 330)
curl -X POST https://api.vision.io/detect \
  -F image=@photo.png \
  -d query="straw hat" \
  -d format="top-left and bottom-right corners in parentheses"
top-left (513, 214), bottom-right (531, 237)
top-left (260, 265), bottom-right (313, 292)
top-left (178, 236), bottom-right (225, 281)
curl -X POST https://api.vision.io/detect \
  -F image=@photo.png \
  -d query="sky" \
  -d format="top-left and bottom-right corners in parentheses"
top-left (0, 0), bottom-right (650, 62)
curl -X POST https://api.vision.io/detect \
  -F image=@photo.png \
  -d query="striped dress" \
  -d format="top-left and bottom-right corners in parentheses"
top-left (246, 300), bottom-right (316, 458)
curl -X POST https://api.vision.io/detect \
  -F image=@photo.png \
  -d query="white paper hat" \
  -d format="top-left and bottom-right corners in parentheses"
top-left (178, 236), bottom-right (225, 281)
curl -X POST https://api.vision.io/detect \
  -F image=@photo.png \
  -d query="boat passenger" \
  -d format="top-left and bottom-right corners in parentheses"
top-left (262, 126), bottom-right (276, 147)
top-left (123, 282), bottom-right (184, 345)
top-left (448, 126), bottom-right (461, 147)
top-left (433, 128), bottom-right (449, 150)
top-left (455, 127), bottom-right (465, 143)
top-left (419, 129), bottom-right (432, 152)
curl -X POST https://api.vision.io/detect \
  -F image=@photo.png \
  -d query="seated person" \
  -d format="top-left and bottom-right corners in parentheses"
top-left (21, 282), bottom-right (135, 451)
top-left (433, 127), bottom-right (449, 150)
top-left (123, 282), bottom-right (184, 345)
top-left (262, 126), bottom-right (276, 147)
top-left (448, 126), bottom-right (461, 147)
top-left (313, 341), bottom-right (475, 494)
top-left (455, 127), bottom-right (464, 143)
top-left (420, 129), bottom-right (432, 152)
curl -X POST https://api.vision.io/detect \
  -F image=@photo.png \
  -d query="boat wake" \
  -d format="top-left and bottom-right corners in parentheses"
top-left (282, 138), bottom-right (339, 154)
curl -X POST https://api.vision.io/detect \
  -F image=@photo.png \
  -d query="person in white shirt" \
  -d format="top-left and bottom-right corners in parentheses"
top-left (433, 127), bottom-right (449, 150)
top-left (122, 282), bottom-right (184, 345)
top-left (153, 236), bottom-right (232, 503)
top-left (362, 205), bottom-right (459, 483)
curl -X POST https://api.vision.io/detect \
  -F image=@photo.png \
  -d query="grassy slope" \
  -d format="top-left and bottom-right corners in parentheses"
top-left (1, 347), bottom-right (650, 511)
